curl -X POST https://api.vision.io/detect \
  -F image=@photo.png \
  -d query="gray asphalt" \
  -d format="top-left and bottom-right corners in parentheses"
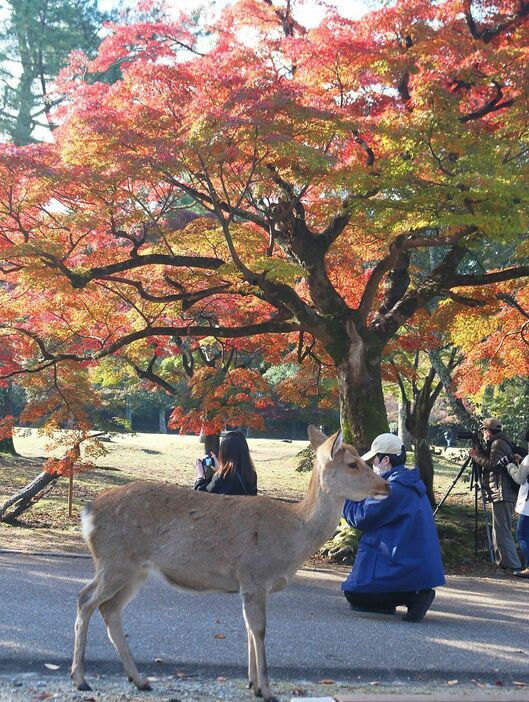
top-left (1, 551), bottom-right (528, 684)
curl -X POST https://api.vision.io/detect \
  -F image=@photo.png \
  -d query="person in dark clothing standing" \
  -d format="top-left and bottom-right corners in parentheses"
top-left (194, 430), bottom-right (258, 496)
top-left (469, 417), bottom-right (521, 572)
top-left (342, 433), bottom-right (445, 622)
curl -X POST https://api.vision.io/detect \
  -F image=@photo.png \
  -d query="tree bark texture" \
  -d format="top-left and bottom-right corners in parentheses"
top-left (158, 407), bottom-right (167, 434)
top-left (0, 385), bottom-right (17, 456)
top-left (413, 414), bottom-right (435, 506)
top-left (407, 367), bottom-right (442, 506)
top-left (334, 324), bottom-right (389, 452)
top-left (0, 470), bottom-right (60, 523)
top-left (0, 437), bottom-right (16, 454)
top-left (397, 398), bottom-right (413, 449)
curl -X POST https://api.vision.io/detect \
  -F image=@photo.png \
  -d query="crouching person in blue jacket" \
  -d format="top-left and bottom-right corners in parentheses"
top-left (342, 433), bottom-right (445, 622)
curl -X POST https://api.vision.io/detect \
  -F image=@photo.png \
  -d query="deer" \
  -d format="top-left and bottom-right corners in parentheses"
top-left (71, 426), bottom-right (389, 702)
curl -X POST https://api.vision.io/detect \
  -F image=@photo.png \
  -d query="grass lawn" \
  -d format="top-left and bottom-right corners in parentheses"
top-left (0, 429), bottom-right (502, 574)
top-left (0, 429), bottom-right (310, 553)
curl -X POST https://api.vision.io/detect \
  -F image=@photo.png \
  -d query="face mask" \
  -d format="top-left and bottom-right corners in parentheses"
top-left (373, 457), bottom-right (389, 475)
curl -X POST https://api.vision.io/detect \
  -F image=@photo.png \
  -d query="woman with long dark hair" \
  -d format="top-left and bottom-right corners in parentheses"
top-left (193, 430), bottom-right (258, 495)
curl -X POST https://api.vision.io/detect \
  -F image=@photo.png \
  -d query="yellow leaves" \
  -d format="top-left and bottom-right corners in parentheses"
top-left (261, 259), bottom-right (304, 284)
top-left (91, 357), bottom-right (136, 387)
top-left (448, 309), bottom-right (498, 353)
top-left (167, 216), bottom-right (225, 253)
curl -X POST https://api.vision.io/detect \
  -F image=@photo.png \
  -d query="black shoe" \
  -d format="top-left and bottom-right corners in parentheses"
top-left (402, 589), bottom-right (435, 622)
top-left (513, 568), bottom-right (529, 579)
top-left (349, 604), bottom-right (396, 615)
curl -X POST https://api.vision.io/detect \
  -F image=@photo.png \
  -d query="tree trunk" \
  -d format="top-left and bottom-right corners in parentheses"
top-left (408, 369), bottom-right (440, 506)
top-left (414, 413), bottom-right (435, 506)
top-left (428, 349), bottom-right (478, 430)
top-left (0, 436), bottom-right (17, 455)
top-left (397, 398), bottom-right (413, 449)
top-left (335, 330), bottom-right (389, 452)
top-left (0, 470), bottom-right (60, 523)
top-left (0, 385), bottom-right (18, 456)
top-left (12, 3), bottom-right (36, 146)
top-left (158, 407), bottom-right (167, 434)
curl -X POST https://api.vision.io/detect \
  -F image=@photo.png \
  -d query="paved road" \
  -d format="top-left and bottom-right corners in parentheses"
top-left (1, 551), bottom-right (528, 684)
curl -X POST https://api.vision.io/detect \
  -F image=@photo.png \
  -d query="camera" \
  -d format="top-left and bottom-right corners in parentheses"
top-left (201, 454), bottom-right (214, 468)
top-left (456, 430), bottom-right (482, 450)
top-left (456, 431), bottom-right (476, 441)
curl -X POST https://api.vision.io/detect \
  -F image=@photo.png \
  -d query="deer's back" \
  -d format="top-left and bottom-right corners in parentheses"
top-left (83, 481), bottom-right (306, 592)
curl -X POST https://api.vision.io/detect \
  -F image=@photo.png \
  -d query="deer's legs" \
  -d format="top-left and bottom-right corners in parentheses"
top-left (71, 579), bottom-right (101, 690)
top-left (243, 613), bottom-right (258, 692)
top-left (241, 590), bottom-right (277, 702)
top-left (72, 568), bottom-right (145, 691)
top-left (98, 574), bottom-right (150, 691)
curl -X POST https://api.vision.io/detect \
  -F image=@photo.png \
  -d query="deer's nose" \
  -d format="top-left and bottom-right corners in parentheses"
top-left (372, 481), bottom-right (390, 500)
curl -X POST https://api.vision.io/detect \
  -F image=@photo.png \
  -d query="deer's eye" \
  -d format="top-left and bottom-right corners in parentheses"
top-left (348, 462), bottom-right (359, 470)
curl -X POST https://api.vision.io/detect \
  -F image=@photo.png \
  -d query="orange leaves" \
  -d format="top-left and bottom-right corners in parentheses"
top-left (168, 365), bottom-right (275, 435)
top-left (0, 416), bottom-right (15, 441)
top-left (0, 0), bottom-right (529, 445)
top-left (42, 434), bottom-right (97, 476)
top-left (447, 282), bottom-right (529, 399)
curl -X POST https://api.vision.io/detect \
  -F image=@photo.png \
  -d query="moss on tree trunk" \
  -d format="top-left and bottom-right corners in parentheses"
top-left (334, 330), bottom-right (389, 452)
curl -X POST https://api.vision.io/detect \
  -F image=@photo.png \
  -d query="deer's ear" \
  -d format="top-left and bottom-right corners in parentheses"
top-left (308, 425), bottom-right (327, 449)
top-left (331, 430), bottom-right (343, 458)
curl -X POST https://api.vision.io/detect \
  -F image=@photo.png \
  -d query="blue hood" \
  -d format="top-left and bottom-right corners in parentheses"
top-left (383, 465), bottom-right (426, 496)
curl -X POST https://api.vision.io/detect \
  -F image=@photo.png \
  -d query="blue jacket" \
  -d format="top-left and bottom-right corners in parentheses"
top-left (342, 465), bottom-right (445, 593)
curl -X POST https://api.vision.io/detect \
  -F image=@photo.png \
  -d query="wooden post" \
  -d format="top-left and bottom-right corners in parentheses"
top-left (68, 471), bottom-right (74, 518)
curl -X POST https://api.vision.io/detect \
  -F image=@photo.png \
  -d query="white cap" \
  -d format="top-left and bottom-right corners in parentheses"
top-left (362, 433), bottom-right (404, 461)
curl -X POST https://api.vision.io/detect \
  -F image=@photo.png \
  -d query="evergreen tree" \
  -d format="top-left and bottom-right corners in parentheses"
top-left (0, 0), bottom-right (110, 145)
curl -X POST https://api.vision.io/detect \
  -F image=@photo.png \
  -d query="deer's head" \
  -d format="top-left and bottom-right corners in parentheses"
top-left (308, 426), bottom-right (389, 501)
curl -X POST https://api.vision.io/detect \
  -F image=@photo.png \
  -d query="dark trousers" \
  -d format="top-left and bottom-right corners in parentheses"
top-left (344, 590), bottom-right (416, 612)
top-left (516, 514), bottom-right (529, 566)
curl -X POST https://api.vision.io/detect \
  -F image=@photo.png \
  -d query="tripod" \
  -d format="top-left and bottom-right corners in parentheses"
top-left (434, 456), bottom-right (495, 563)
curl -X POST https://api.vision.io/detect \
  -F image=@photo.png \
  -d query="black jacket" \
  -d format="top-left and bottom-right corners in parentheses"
top-left (472, 431), bottom-right (518, 502)
top-left (194, 470), bottom-right (257, 496)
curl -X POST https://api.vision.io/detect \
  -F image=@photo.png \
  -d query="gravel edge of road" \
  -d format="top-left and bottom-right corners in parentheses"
top-left (2, 672), bottom-right (529, 702)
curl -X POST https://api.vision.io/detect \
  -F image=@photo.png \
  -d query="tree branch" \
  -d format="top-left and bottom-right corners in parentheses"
top-left (99, 276), bottom-right (231, 307)
top-left (452, 265), bottom-right (529, 288)
top-left (167, 177), bottom-right (268, 230)
top-left (358, 229), bottom-right (466, 326)
top-left (37, 252), bottom-right (225, 289)
top-left (128, 357), bottom-right (178, 394)
top-left (460, 81), bottom-right (514, 123)
top-left (497, 292), bottom-right (529, 320)
top-left (464, 0), bottom-right (529, 43)
top-left (0, 321), bottom-right (301, 379)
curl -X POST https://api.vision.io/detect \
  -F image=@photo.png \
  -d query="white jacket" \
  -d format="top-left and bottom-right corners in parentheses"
top-left (515, 456), bottom-right (529, 517)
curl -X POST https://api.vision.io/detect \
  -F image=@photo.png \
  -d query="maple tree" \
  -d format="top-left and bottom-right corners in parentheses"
top-left (384, 313), bottom-right (456, 502)
top-left (449, 280), bottom-right (529, 433)
top-left (1, 0), bottom-right (529, 452)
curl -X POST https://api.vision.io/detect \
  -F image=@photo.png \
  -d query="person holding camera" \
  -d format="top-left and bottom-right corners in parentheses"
top-left (341, 433), bottom-right (445, 622)
top-left (193, 430), bottom-right (258, 496)
top-left (514, 453), bottom-right (529, 578)
top-left (499, 428), bottom-right (529, 578)
top-left (468, 417), bottom-right (521, 572)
